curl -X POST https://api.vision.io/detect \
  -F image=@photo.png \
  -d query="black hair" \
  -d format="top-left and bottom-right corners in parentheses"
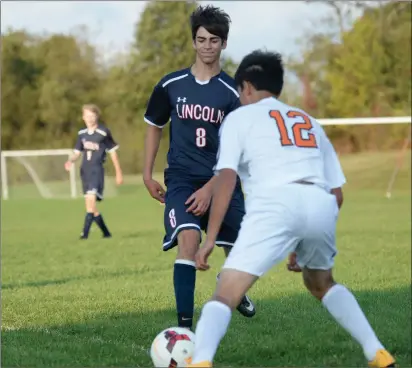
top-left (190, 5), bottom-right (231, 41)
top-left (234, 50), bottom-right (284, 97)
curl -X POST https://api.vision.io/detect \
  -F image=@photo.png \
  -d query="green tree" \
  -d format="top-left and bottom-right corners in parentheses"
top-left (35, 32), bottom-right (102, 148)
top-left (289, 1), bottom-right (411, 151)
top-left (1, 30), bottom-right (42, 149)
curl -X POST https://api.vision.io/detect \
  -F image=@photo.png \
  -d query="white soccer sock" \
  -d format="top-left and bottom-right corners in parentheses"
top-left (322, 284), bottom-right (384, 361)
top-left (192, 301), bottom-right (232, 364)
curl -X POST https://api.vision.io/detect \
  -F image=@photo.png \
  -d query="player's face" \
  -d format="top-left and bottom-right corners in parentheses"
top-left (193, 26), bottom-right (226, 65)
top-left (82, 109), bottom-right (98, 128)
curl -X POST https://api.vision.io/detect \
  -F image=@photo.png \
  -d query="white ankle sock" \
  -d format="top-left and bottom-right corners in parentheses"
top-left (322, 284), bottom-right (384, 361)
top-left (192, 301), bottom-right (232, 364)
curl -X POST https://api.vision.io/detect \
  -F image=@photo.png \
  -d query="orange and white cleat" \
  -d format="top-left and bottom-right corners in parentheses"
top-left (368, 349), bottom-right (396, 368)
top-left (185, 357), bottom-right (212, 367)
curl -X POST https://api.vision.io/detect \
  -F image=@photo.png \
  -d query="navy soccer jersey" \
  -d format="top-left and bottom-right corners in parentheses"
top-left (74, 125), bottom-right (118, 200)
top-left (74, 125), bottom-right (119, 170)
top-left (144, 68), bottom-right (241, 182)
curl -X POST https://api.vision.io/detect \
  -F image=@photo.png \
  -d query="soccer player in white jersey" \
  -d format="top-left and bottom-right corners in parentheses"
top-left (186, 50), bottom-right (396, 368)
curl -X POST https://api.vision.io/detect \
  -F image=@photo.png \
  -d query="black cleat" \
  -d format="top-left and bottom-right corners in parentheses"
top-left (103, 233), bottom-right (112, 238)
top-left (236, 294), bottom-right (256, 318)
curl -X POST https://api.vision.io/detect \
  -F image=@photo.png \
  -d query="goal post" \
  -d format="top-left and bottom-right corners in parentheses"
top-left (317, 116), bottom-right (411, 198)
top-left (1, 149), bottom-right (77, 200)
top-left (317, 116), bottom-right (411, 126)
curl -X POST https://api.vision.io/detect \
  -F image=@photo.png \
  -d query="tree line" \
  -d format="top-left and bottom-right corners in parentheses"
top-left (1, 1), bottom-right (410, 174)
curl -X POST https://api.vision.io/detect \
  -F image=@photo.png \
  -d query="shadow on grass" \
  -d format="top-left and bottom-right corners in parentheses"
top-left (2, 286), bottom-right (411, 367)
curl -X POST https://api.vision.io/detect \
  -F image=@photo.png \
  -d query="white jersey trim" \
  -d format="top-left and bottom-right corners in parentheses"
top-left (144, 117), bottom-right (166, 129)
top-left (218, 78), bottom-right (240, 98)
top-left (162, 74), bottom-right (189, 88)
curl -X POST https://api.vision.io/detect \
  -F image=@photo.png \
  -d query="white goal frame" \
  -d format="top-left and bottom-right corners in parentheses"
top-left (1, 149), bottom-right (77, 200)
top-left (1, 116), bottom-right (410, 200)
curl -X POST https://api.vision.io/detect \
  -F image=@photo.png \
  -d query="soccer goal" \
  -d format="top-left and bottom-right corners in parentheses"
top-left (1, 149), bottom-right (77, 200)
top-left (318, 116), bottom-right (411, 198)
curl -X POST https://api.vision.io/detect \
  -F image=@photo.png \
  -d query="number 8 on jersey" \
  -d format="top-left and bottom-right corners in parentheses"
top-left (196, 127), bottom-right (206, 148)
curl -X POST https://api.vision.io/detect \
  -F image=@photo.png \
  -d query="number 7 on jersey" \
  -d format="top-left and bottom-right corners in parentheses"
top-left (269, 110), bottom-right (318, 148)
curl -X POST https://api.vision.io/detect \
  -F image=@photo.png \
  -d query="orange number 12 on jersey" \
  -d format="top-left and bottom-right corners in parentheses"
top-left (269, 110), bottom-right (318, 148)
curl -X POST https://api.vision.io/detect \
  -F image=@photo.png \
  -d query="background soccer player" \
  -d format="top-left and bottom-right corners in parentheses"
top-left (188, 50), bottom-right (396, 368)
top-left (143, 5), bottom-right (256, 330)
top-left (65, 104), bottom-right (123, 239)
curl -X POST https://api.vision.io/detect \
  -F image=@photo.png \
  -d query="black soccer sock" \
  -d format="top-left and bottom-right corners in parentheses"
top-left (174, 260), bottom-right (196, 329)
top-left (81, 212), bottom-right (94, 238)
top-left (94, 213), bottom-right (111, 236)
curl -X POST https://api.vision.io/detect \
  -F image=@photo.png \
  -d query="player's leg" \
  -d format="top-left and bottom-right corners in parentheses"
top-left (295, 186), bottom-right (395, 368)
top-left (215, 189), bottom-right (256, 317)
top-left (174, 229), bottom-right (201, 330)
top-left (81, 192), bottom-right (97, 239)
top-left (189, 269), bottom-right (258, 367)
top-left (301, 269), bottom-right (395, 367)
top-left (91, 172), bottom-right (111, 238)
top-left (163, 182), bottom-right (202, 330)
top-left (79, 171), bottom-right (95, 239)
top-left (189, 204), bottom-right (299, 366)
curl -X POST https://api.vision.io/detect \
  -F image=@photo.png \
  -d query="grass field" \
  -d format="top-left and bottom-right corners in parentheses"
top-left (2, 151), bottom-right (411, 367)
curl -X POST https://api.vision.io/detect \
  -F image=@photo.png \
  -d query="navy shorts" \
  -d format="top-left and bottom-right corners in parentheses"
top-left (80, 168), bottom-right (104, 201)
top-left (162, 178), bottom-right (245, 251)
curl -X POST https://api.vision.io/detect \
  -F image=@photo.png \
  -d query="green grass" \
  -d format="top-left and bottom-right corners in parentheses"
top-left (2, 151), bottom-right (411, 367)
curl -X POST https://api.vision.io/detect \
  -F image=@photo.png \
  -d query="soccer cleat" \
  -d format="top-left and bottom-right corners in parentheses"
top-left (103, 233), bottom-right (112, 238)
top-left (185, 357), bottom-right (212, 367)
top-left (216, 273), bottom-right (256, 318)
top-left (237, 294), bottom-right (256, 318)
top-left (368, 349), bottom-right (396, 368)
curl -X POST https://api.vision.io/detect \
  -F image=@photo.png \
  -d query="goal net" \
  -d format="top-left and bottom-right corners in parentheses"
top-left (1, 149), bottom-right (118, 200)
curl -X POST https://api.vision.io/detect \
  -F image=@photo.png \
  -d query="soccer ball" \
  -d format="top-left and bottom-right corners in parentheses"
top-left (150, 327), bottom-right (195, 367)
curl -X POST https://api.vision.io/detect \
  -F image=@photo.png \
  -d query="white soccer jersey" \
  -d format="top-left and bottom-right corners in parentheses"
top-left (215, 96), bottom-right (346, 198)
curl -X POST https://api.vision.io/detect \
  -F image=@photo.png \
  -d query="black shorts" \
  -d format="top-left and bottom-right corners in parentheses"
top-left (162, 178), bottom-right (245, 251)
top-left (80, 168), bottom-right (104, 201)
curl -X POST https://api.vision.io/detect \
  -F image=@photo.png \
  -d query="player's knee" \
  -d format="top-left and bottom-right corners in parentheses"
top-left (211, 294), bottom-right (237, 311)
top-left (177, 230), bottom-right (200, 260)
top-left (302, 268), bottom-right (335, 300)
top-left (85, 194), bottom-right (97, 213)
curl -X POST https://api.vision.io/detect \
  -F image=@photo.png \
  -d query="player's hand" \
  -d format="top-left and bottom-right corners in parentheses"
top-left (195, 241), bottom-right (215, 271)
top-left (116, 173), bottom-right (123, 186)
top-left (64, 161), bottom-right (72, 172)
top-left (185, 186), bottom-right (212, 216)
top-left (144, 178), bottom-right (166, 203)
top-left (287, 252), bottom-right (302, 272)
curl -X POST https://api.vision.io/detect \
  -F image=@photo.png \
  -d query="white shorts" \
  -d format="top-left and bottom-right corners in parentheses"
top-left (222, 183), bottom-right (339, 277)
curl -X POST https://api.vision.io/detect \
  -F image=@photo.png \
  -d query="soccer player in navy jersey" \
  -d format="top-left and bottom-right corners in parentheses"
top-left (65, 104), bottom-right (123, 239)
top-left (143, 5), bottom-right (256, 330)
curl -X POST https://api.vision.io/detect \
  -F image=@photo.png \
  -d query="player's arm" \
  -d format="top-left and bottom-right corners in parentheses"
top-left (143, 125), bottom-right (163, 182)
top-left (65, 136), bottom-right (83, 171)
top-left (319, 128), bottom-right (346, 209)
top-left (105, 130), bottom-right (123, 185)
top-left (143, 82), bottom-right (171, 203)
top-left (196, 115), bottom-right (243, 270)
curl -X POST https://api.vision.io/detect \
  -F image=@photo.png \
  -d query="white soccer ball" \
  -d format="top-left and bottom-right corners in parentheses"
top-left (150, 327), bottom-right (195, 367)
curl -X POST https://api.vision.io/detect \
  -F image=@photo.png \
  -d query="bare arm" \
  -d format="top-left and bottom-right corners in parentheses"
top-left (69, 151), bottom-right (81, 163)
top-left (110, 150), bottom-right (123, 176)
top-left (143, 125), bottom-right (163, 181)
top-left (195, 169), bottom-right (237, 270)
top-left (65, 151), bottom-right (81, 171)
top-left (143, 124), bottom-right (166, 203)
top-left (204, 175), bottom-right (218, 191)
top-left (206, 169), bottom-right (237, 244)
top-left (331, 187), bottom-right (344, 209)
